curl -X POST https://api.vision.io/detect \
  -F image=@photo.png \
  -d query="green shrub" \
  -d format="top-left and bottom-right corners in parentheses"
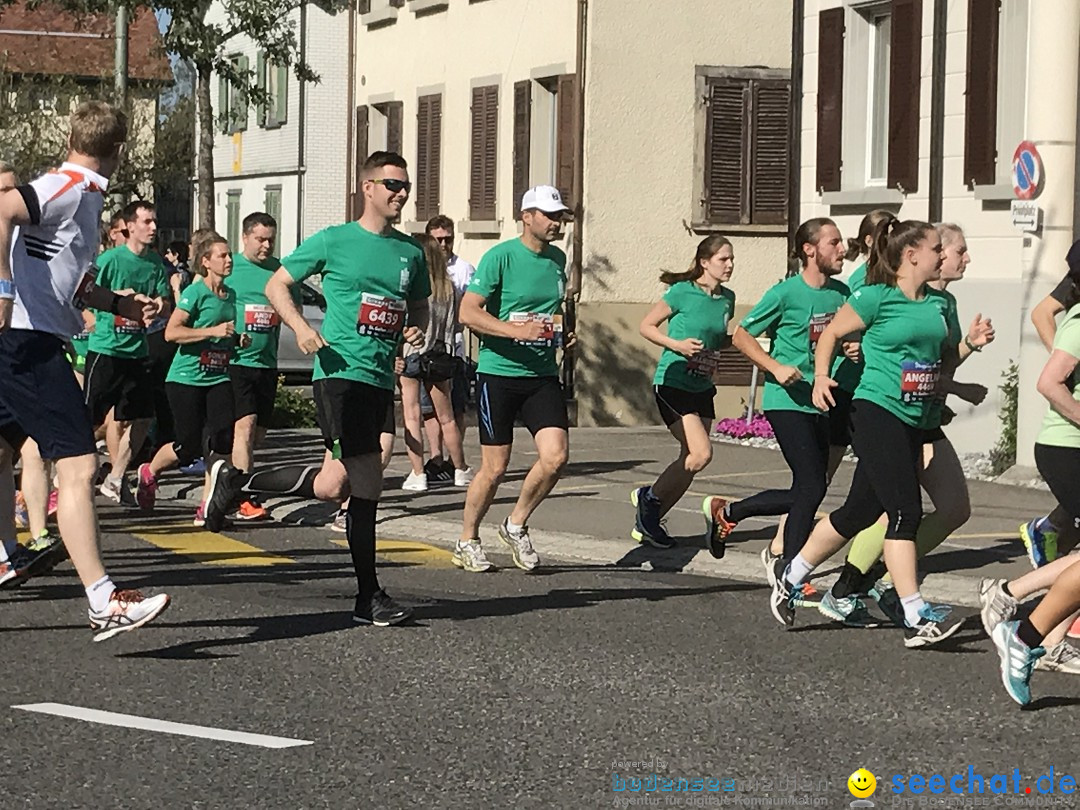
top-left (271, 376), bottom-right (318, 429)
top-left (989, 361), bottom-right (1018, 476)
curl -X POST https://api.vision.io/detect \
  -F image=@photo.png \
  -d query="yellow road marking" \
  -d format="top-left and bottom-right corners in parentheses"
top-left (332, 537), bottom-right (455, 568)
top-left (694, 469), bottom-right (791, 481)
top-left (130, 525), bottom-right (294, 566)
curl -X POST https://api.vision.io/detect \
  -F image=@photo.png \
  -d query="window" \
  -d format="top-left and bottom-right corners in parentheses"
top-left (256, 51), bottom-right (288, 128)
top-left (218, 54), bottom-right (249, 135)
top-left (522, 74), bottom-right (577, 216)
top-left (226, 191), bottom-right (242, 251)
top-left (696, 67), bottom-right (790, 226)
top-left (415, 93), bottom-right (442, 221)
top-left (866, 10), bottom-right (891, 184)
top-left (469, 85), bottom-right (498, 221)
top-left (512, 80), bottom-right (531, 220)
top-left (370, 100), bottom-right (403, 154)
top-left (264, 186), bottom-right (282, 256)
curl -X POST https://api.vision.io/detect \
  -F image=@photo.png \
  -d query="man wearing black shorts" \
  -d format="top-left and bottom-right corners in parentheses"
top-left (454, 185), bottom-right (575, 573)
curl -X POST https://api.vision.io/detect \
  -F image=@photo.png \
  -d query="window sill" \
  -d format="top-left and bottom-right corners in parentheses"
top-left (972, 183), bottom-right (1014, 202)
top-left (458, 219), bottom-right (502, 236)
top-left (410, 0), bottom-right (448, 12)
top-left (689, 222), bottom-right (788, 236)
top-left (402, 221), bottom-right (428, 235)
top-left (259, 120), bottom-right (286, 131)
top-left (361, 6), bottom-right (398, 26)
top-left (820, 188), bottom-right (904, 207)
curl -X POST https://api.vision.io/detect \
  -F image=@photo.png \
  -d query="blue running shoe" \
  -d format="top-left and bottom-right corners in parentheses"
top-left (991, 620), bottom-right (1045, 706)
top-left (1019, 518), bottom-right (1057, 569)
top-left (630, 487), bottom-right (674, 549)
top-left (180, 457), bottom-right (207, 476)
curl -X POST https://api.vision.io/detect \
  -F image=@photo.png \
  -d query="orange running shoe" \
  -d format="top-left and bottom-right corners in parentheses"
top-left (234, 500), bottom-right (268, 521)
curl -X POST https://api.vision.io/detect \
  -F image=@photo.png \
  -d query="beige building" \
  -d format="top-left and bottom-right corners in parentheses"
top-left (799, 0), bottom-right (1078, 464)
top-left (353, 0), bottom-right (792, 426)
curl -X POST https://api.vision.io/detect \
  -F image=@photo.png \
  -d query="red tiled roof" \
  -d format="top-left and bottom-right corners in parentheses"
top-left (0, 1), bottom-right (172, 83)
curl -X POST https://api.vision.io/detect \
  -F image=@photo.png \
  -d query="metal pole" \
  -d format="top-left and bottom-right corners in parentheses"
top-left (928, 0), bottom-right (947, 223)
top-left (114, 4), bottom-right (128, 102)
top-left (746, 366), bottom-right (759, 425)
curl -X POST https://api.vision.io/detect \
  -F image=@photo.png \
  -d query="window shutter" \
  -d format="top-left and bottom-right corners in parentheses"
top-left (390, 0), bottom-right (405, 7)
top-left (218, 73), bottom-right (229, 134)
top-left (358, 0), bottom-right (371, 13)
top-left (353, 105), bottom-right (369, 219)
top-left (386, 100), bottom-right (403, 154)
top-left (470, 86), bottom-right (498, 221)
top-left (888, 0), bottom-right (922, 193)
top-left (750, 79), bottom-right (790, 225)
top-left (816, 8), bottom-right (845, 192)
top-left (964, 0), bottom-right (999, 187)
top-left (512, 79), bottom-right (532, 220)
top-left (416, 93), bottom-right (442, 222)
top-left (713, 346), bottom-right (755, 387)
top-left (255, 51), bottom-right (266, 127)
top-left (236, 54), bottom-right (250, 132)
top-left (275, 62), bottom-right (288, 125)
top-left (704, 78), bottom-right (747, 224)
top-left (556, 73), bottom-right (577, 207)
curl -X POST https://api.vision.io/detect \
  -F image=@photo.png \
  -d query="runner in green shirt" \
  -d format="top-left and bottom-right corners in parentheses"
top-left (454, 185), bottom-right (574, 574)
top-left (634, 235), bottom-right (735, 553)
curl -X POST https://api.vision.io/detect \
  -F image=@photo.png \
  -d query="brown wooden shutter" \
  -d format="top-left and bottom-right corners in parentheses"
top-left (816, 8), bottom-right (845, 192)
top-left (386, 100), bottom-right (403, 154)
top-left (750, 79), bottom-right (790, 225)
top-left (704, 78), bottom-right (747, 224)
top-left (713, 345), bottom-right (755, 387)
top-left (888, 0), bottom-right (922, 193)
top-left (416, 93), bottom-right (442, 221)
top-left (358, 0), bottom-right (370, 12)
top-left (555, 73), bottom-right (577, 206)
top-left (470, 85), bottom-right (498, 221)
top-left (964, 0), bottom-right (999, 187)
top-left (353, 105), bottom-right (369, 219)
top-left (512, 80), bottom-right (532, 220)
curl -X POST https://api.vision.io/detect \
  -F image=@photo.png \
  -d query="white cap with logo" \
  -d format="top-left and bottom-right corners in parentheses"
top-left (520, 185), bottom-right (570, 215)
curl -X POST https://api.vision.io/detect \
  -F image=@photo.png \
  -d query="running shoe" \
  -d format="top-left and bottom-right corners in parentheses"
top-left (1019, 518), bottom-right (1057, 569)
top-left (98, 476), bottom-right (122, 503)
top-left (0, 545), bottom-right (33, 588)
top-left (23, 531), bottom-right (66, 576)
top-left (1069, 616), bottom-right (1080, 640)
top-left (136, 463), bottom-right (158, 510)
top-left (193, 503), bottom-right (206, 527)
top-left (330, 509), bottom-right (347, 533)
top-left (868, 581), bottom-right (907, 628)
top-left (991, 620), bottom-right (1045, 705)
top-left (453, 467), bottom-right (474, 487)
top-left (204, 460), bottom-right (242, 533)
top-left (47, 489), bottom-right (58, 516)
top-left (903, 604), bottom-right (965, 649)
top-left (768, 558), bottom-right (800, 628)
top-left (13, 490), bottom-right (28, 528)
top-left (702, 496), bottom-right (729, 559)
top-left (402, 471), bottom-right (428, 492)
top-left (630, 487), bottom-right (674, 549)
top-left (978, 577), bottom-right (1018, 637)
top-left (498, 518), bottom-right (540, 571)
top-left (88, 589), bottom-right (171, 642)
top-left (818, 591), bottom-right (879, 627)
top-left (117, 482), bottom-right (139, 509)
top-left (234, 500), bottom-right (268, 521)
top-left (1036, 641), bottom-right (1080, 675)
top-left (761, 546), bottom-right (779, 586)
top-left (180, 458), bottom-right (206, 476)
top-left (353, 589), bottom-right (413, 626)
top-left (452, 539), bottom-right (495, 573)
top-left (424, 459), bottom-right (452, 484)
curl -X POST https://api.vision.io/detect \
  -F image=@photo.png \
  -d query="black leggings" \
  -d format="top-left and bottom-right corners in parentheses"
top-left (1035, 444), bottom-right (1080, 537)
top-left (831, 400), bottom-right (923, 542)
top-left (166, 382), bottom-right (235, 467)
top-left (727, 409), bottom-right (830, 560)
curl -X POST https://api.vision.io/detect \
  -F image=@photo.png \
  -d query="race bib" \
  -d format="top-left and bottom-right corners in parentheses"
top-left (199, 349), bottom-right (230, 373)
top-left (245, 303), bottom-right (279, 333)
top-left (686, 349), bottom-right (724, 381)
top-left (357, 293), bottom-right (406, 338)
top-left (113, 314), bottom-right (144, 334)
top-left (900, 360), bottom-right (941, 403)
top-left (510, 312), bottom-right (563, 348)
top-left (809, 312), bottom-right (835, 349)
top-left (71, 270), bottom-right (97, 310)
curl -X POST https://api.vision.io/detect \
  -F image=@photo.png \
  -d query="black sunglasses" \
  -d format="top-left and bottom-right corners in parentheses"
top-left (434, 235), bottom-right (453, 244)
top-left (373, 178), bottom-right (412, 194)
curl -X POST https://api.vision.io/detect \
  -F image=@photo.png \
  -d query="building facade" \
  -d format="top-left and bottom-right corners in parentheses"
top-left (798, 0), bottom-right (1078, 463)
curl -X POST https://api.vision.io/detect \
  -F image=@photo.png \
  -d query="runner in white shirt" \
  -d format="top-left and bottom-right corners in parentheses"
top-left (0, 100), bottom-right (171, 639)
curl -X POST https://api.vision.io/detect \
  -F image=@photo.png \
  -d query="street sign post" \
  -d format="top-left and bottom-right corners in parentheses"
top-left (1012, 140), bottom-right (1043, 200)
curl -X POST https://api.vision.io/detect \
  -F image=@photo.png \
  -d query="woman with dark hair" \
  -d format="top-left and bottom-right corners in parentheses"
top-left (776, 218), bottom-right (964, 647)
top-left (844, 209), bottom-right (894, 291)
top-left (632, 235), bottom-right (736, 549)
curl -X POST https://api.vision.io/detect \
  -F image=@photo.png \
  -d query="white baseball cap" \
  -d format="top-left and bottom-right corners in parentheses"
top-left (521, 185), bottom-right (570, 214)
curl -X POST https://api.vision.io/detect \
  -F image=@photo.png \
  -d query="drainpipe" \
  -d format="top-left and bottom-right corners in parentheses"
top-left (787, 0), bottom-right (804, 249)
top-left (928, 0), bottom-right (947, 223)
top-left (566, 0), bottom-right (587, 399)
top-left (295, 1), bottom-right (308, 249)
top-left (345, 1), bottom-right (356, 220)
top-left (1074, 18), bottom-right (1080, 242)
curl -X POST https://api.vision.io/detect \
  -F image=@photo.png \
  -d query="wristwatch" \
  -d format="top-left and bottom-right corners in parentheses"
top-left (964, 335), bottom-right (982, 352)
top-left (0, 278), bottom-right (14, 300)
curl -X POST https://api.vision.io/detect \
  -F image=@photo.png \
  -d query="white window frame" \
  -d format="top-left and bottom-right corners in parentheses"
top-left (865, 7), bottom-right (891, 186)
top-left (995, 0), bottom-right (1029, 184)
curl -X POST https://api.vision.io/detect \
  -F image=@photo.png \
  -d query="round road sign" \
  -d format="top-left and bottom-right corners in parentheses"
top-left (1012, 140), bottom-right (1042, 200)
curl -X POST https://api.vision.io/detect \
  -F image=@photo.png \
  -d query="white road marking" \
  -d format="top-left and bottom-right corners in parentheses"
top-left (13, 703), bottom-right (313, 749)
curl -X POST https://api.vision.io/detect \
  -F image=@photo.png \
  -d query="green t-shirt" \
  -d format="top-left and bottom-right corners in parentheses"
top-left (847, 261), bottom-right (868, 292)
top-left (848, 284), bottom-right (952, 428)
top-left (468, 239), bottom-right (567, 378)
top-left (652, 281), bottom-right (736, 393)
top-left (834, 260), bottom-right (869, 392)
top-left (924, 287), bottom-right (963, 429)
top-left (229, 253), bottom-right (300, 369)
top-left (282, 223), bottom-right (430, 390)
top-left (1037, 307), bottom-right (1080, 448)
top-left (88, 245), bottom-right (171, 359)
top-left (740, 274), bottom-right (852, 413)
top-left (166, 282), bottom-right (237, 387)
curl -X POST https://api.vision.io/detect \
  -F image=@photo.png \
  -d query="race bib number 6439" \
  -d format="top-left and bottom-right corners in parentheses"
top-left (357, 293), bottom-right (406, 338)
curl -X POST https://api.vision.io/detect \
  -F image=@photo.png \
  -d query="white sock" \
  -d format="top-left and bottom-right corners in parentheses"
top-left (785, 553), bottom-right (814, 587)
top-left (900, 592), bottom-right (927, 627)
top-left (106, 473), bottom-right (123, 487)
top-left (86, 575), bottom-right (116, 613)
top-left (0, 539), bottom-right (16, 563)
top-left (505, 518), bottom-right (523, 535)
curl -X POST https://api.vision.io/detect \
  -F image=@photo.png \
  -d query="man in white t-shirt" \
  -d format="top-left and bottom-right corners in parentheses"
top-left (0, 100), bottom-right (171, 638)
top-left (424, 215), bottom-right (475, 475)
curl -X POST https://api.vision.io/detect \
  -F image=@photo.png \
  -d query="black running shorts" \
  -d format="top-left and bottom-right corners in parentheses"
top-left (84, 350), bottom-right (155, 423)
top-left (314, 378), bottom-right (393, 459)
top-left (653, 385), bottom-right (716, 427)
top-left (230, 365), bottom-right (278, 427)
top-left (828, 387), bottom-right (854, 449)
top-left (475, 373), bottom-right (568, 446)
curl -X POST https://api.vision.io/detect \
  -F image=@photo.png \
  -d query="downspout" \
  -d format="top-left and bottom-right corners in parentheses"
top-left (1074, 19), bottom-right (1080, 241)
top-left (295, 1), bottom-right (308, 247)
top-left (788, 0), bottom-right (804, 250)
top-left (566, 0), bottom-right (587, 399)
top-left (345, 0), bottom-right (356, 220)
top-left (928, 0), bottom-right (947, 222)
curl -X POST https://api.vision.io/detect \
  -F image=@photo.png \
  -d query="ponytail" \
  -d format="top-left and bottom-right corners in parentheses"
top-left (866, 216), bottom-right (935, 286)
top-left (845, 208), bottom-right (895, 262)
top-left (660, 234), bottom-right (732, 286)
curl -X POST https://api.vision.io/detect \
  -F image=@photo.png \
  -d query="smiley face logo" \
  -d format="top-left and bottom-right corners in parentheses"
top-left (848, 769), bottom-right (876, 798)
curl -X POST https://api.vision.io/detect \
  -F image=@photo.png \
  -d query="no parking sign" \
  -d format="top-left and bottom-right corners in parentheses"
top-left (1012, 140), bottom-right (1043, 200)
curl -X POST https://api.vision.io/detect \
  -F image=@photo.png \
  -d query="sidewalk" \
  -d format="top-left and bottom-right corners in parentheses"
top-left (156, 427), bottom-right (1057, 609)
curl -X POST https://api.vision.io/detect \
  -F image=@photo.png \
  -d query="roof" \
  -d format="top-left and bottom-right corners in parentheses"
top-left (0, 2), bottom-right (172, 83)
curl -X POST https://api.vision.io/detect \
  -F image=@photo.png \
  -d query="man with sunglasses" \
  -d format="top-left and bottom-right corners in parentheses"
top-left (263, 150), bottom-right (429, 626)
top-left (454, 185), bottom-right (574, 573)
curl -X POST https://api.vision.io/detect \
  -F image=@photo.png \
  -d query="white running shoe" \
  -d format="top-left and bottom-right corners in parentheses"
top-left (498, 519), bottom-right (539, 571)
top-left (452, 539), bottom-right (495, 572)
top-left (978, 577), bottom-right (1018, 637)
top-left (88, 589), bottom-right (171, 642)
top-left (98, 477), bottom-right (122, 503)
top-left (454, 467), bottom-right (474, 487)
top-left (1036, 641), bottom-right (1080, 674)
top-left (402, 471), bottom-right (428, 492)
